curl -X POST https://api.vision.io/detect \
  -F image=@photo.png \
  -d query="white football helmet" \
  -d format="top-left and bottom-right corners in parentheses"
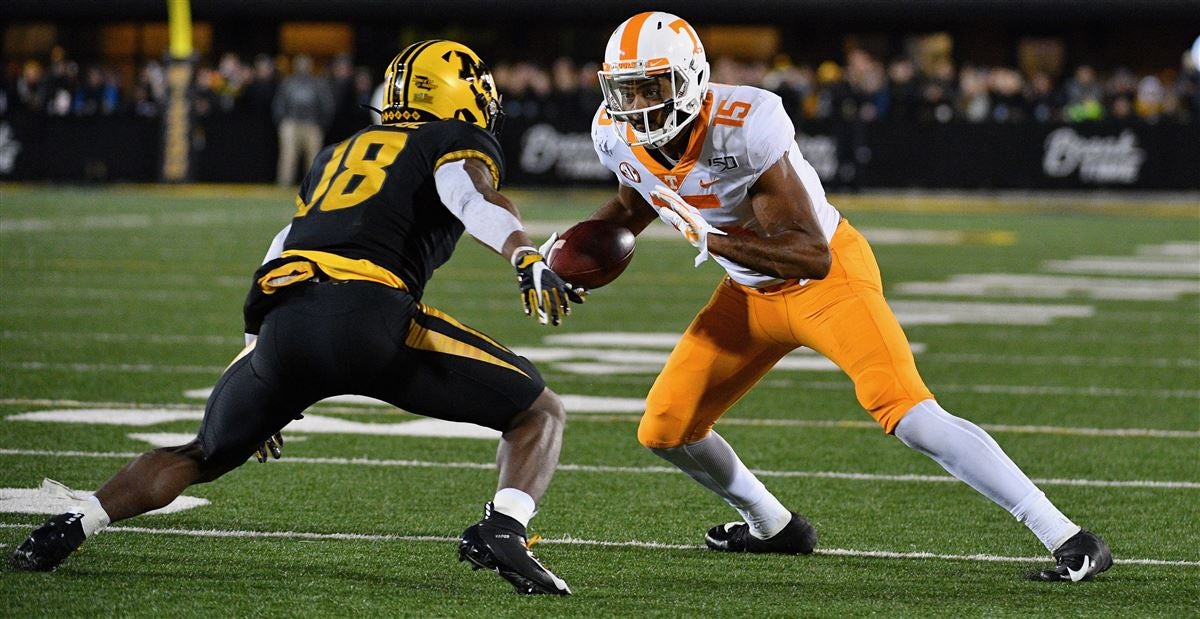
top-left (598, 12), bottom-right (710, 149)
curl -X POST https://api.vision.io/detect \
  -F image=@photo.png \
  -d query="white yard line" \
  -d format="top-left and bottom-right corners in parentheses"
top-left (8, 330), bottom-right (1193, 369)
top-left (1, 331), bottom-right (242, 346)
top-left (747, 378), bottom-right (1200, 400)
top-left (0, 449), bottom-right (1195, 489)
top-left (6, 358), bottom-right (1199, 399)
top-left (2, 362), bottom-right (226, 374)
top-left (0, 522), bottom-right (1193, 568)
top-left (2, 399), bottom-right (1196, 438)
top-left (567, 415), bottom-right (1200, 439)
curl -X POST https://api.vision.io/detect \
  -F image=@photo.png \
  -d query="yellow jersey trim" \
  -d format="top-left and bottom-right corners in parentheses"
top-left (418, 303), bottom-right (506, 351)
top-left (256, 261), bottom-right (317, 294)
top-left (434, 149), bottom-right (501, 189)
top-left (404, 317), bottom-right (529, 379)
top-left (280, 250), bottom-right (409, 291)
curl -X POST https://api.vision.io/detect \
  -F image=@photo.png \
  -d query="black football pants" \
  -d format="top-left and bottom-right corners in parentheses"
top-left (197, 280), bottom-right (545, 466)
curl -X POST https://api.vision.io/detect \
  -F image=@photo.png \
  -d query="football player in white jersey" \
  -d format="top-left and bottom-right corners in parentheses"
top-left (567, 11), bottom-right (1111, 582)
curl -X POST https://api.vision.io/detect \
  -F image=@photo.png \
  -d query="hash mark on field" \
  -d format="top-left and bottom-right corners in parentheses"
top-left (0, 523), bottom-right (1193, 568)
top-left (1, 449), bottom-right (1195, 489)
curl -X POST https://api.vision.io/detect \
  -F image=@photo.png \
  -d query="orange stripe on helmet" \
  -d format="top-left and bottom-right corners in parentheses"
top-left (619, 12), bottom-right (654, 60)
top-left (668, 19), bottom-right (702, 54)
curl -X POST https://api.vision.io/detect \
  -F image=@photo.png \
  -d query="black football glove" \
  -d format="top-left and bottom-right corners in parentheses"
top-left (514, 251), bottom-right (585, 326)
top-left (254, 432), bottom-right (283, 463)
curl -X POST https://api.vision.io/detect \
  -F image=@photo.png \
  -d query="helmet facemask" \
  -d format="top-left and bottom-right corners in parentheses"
top-left (600, 65), bottom-right (701, 149)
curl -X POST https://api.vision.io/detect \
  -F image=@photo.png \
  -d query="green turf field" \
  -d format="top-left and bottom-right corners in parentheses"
top-left (1, 184), bottom-right (1197, 616)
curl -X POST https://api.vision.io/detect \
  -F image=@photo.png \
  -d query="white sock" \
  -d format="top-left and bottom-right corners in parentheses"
top-left (71, 495), bottom-right (111, 538)
top-left (492, 487), bottom-right (536, 528)
top-left (894, 400), bottom-right (1080, 551)
top-left (1013, 490), bottom-right (1081, 551)
top-left (651, 431), bottom-right (792, 539)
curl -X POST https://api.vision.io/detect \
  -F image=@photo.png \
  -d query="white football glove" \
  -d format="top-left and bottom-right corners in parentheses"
top-left (650, 184), bottom-right (727, 267)
top-left (538, 232), bottom-right (562, 259)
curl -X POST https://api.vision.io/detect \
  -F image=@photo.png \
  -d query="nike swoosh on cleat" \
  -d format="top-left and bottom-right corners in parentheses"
top-left (1066, 555), bottom-right (1091, 582)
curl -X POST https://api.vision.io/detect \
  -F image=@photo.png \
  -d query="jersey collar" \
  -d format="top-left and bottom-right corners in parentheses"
top-left (625, 91), bottom-right (714, 186)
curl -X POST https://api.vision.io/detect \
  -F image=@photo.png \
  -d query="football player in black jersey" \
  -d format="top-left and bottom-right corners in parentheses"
top-left (11, 40), bottom-right (580, 596)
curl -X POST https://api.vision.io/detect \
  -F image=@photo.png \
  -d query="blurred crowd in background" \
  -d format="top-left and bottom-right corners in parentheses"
top-left (5, 43), bottom-right (1200, 132)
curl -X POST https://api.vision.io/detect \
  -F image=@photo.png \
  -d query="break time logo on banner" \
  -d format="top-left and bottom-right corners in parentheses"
top-left (1042, 127), bottom-right (1146, 184)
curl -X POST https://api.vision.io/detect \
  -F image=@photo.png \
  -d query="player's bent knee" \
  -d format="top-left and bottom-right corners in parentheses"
top-left (509, 388), bottom-right (566, 433)
top-left (854, 369), bottom-right (930, 433)
top-left (637, 414), bottom-right (688, 450)
top-left (159, 438), bottom-right (207, 462)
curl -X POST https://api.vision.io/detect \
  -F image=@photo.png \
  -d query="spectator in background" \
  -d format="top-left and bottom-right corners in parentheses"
top-left (73, 65), bottom-right (120, 116)
top-left (1134, 74), bottom-right (1167, 122)
top-left (547, 56), bottom-right (595, 126)
top-left (988, 67), bottom-right (1025, 122)
top-left (762, 55), bottom-right (813, 124)
top-left (45, 50), bottom-right (78, 117)
top-left (327, 54), bottom-right (369, 144)
top-left (576, 61), bottom-right (602, 109)
top-left (1179, 49), bottom-right (1200, 122)
top-left (215, 52), bottom-right (248, 113)
top-left (956, 65), bottom-right (991, 122)
top-left (845, 49), bottom-right (889, 122)
top-left (15, 60), bottom-right (48, 113)
top-left (503, 62), bottom-right (552, 121)
top-left (1064, 65), bottom-right (1104, 122)
top-left (919, 60), bottom-right (956, 123)
top-left (351, 66), bottom-right (377, 123)
top-left (240, 54), bottom-right (278, 119)
top-left (272, 54), bottom-right (333, 186)
top-left (1024, 71), bottom-right (1061, 122)
top-left (192, 65), bottom-right (219, 118)
top-left (1104, 67), bottom-right (1137, 122)
top-left (886, 58), bottom-right (921, 123)
top-left (812, 60), bottom-right (846, 120)
top-left (129, 60), bottom-right (165, 118)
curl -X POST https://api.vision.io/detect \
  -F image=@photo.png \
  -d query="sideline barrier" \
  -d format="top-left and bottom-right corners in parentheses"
top-left (1, 111), bottom-right (1196, 190)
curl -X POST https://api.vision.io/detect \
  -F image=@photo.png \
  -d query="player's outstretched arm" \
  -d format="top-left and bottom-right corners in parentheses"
top-left (434, 157), bottom-right (584, 325)
top-left (706, 157), bottom-right (832, 280)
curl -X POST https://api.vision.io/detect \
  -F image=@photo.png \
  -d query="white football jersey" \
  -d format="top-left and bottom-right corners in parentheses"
top-left (591, 83), bottom-right (842, 287)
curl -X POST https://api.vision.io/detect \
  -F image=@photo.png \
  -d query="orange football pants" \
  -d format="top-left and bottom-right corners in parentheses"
top-left (639, 219), bottom-right (934, 448)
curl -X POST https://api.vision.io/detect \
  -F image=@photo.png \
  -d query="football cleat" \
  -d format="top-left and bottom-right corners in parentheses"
top-left (1028, 529), bottom-right (1113, 582)
top-left (458, 503), bottom-right (571, 595)
top-left (9, 512), bottom-right (87, 572)
top-left (705, 511), bottom-right (817, 555)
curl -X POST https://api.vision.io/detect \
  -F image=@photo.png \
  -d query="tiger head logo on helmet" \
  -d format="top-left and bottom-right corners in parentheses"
top-left (380, 40), bottom-right (504, 134)
top-left (598, 12), bottom-right (710, 149)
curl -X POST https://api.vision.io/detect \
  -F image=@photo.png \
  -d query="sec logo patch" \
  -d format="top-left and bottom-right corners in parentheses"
top-left (619, 161), bottom-right (641, 184)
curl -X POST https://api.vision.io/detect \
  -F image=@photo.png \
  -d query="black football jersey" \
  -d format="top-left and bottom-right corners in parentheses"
top-left (283, 120), bottom-right (505, 299)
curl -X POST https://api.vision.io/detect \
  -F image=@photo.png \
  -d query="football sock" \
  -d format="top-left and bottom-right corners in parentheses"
top-left (70, 495), bottom-right (112, 538)
top-left (1012, 490), bottom-right (1082, 552)
top-left (492, 487), bottom-right (536, 529)
top-left (894, 399), bottom-right (1080, 551)
top-left (651, 431), bottom-right (792, 539)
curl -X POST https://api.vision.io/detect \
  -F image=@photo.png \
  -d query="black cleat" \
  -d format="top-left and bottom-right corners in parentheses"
top-left (458, 503), bottom-right (571, 595)
top-left (9, 512), bottom-right (87, 572)
top-left (705, 511), bottom-right (817, 554)
top-left (1028, 529), bottom-right (1112, 582)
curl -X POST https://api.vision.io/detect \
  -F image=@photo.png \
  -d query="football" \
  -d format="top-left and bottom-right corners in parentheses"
top-left (545, 219), bottom-right (636, 289)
